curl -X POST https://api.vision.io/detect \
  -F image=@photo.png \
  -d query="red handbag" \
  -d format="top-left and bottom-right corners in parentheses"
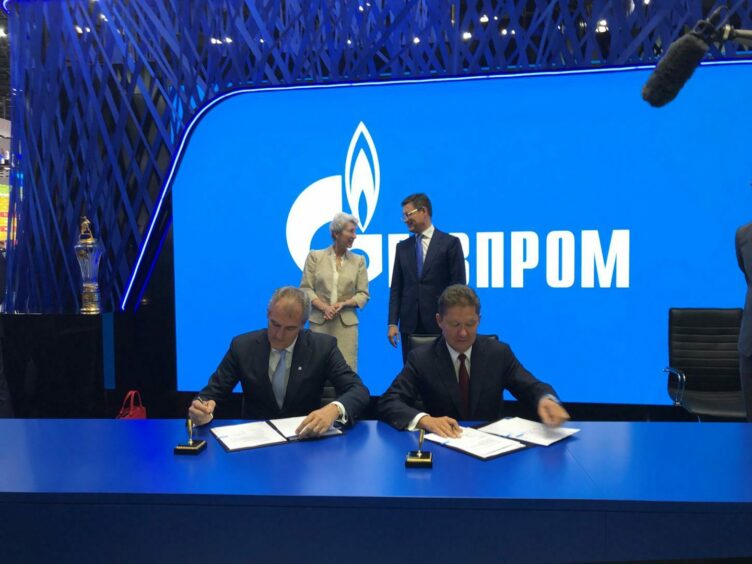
top-left (116, 390), bottom-right (147, 419)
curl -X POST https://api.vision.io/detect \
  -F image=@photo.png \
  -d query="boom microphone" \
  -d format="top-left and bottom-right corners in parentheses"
top-left (641, 30), bottom-right (709, 108)
top-left (642, 9), bottom-right (752, 108)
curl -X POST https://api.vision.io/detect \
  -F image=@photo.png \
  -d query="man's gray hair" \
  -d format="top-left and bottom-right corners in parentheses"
top-left (329, 212), bottom-right (358, 239)
top-left (437, 284), bottom-right (481, 316)
top-left (268, 286), bottom-right (311, 323)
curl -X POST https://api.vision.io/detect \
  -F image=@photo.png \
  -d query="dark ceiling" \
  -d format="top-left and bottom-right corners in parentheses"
top-left (0, 1), bottom-right (742, 126)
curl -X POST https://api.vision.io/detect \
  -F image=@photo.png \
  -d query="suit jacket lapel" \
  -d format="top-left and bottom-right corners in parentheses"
top-left (284, 330), bottom-right (311, 409)
top-left (254, 331), bottom-right (277, 410)
top-left (338, 250), bottom-right (356, 296)
top-left (320, 248), bottom-right (336, 302)
top-left (468, 338), bottom-right (487, 417)
top-left (434, 337), bottom-right (464, 417)
top-left (421, 229), bottom-right (443, 277)
top-left (405, 235), bottom-right (420, 280)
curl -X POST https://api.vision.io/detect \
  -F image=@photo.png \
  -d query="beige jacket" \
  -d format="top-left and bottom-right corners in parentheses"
top-left (300, 248), bottom-right (369, 326)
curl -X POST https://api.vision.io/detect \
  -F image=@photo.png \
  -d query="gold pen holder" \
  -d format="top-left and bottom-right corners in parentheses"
top-left (405, 450), bottom-right (433, 468)
top-left (175, 418), bottom-right (207, 455)
top-left (174, 439), bottom-right (207, 455)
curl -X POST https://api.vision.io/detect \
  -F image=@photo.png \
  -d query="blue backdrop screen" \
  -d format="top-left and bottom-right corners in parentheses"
top-left (172, 65), bottom-right (751, 404)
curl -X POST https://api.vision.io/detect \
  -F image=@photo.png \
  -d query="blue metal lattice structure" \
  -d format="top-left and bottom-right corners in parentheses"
top-left (5, 0), bottom-right (752, 312)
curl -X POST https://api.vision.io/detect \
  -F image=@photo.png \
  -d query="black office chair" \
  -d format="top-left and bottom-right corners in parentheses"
top-left (318, 338), bottom-right (437, 409)
top-left (406, 333), bottom-right (439, 354)
top-left (407, 333), bottom-right (499, 354)
top-left (665, 308), bottom-right (747, 420)
top-left (319, 381), bottom-right (338, 408)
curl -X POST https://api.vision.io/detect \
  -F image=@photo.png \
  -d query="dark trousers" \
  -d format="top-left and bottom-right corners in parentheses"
top-left (740, 353), bottom-right (752, 422)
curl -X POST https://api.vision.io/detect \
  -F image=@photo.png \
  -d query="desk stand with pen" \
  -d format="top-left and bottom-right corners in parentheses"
top-left (405, 429), bottom-right (433, 468)
top-left (174, 418), bottom-right (207, 455)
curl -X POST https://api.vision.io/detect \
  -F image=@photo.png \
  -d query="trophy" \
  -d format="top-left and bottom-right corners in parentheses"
top-left (74, 217), bottom-right (104, 314)
top-left (174, 418), bottom-right (207, 455)
top-left (405, 429), bottom-right (433, 468)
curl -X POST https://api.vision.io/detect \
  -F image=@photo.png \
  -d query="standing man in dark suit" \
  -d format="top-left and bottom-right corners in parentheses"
top-left (379, 284), bottom-right (569, 437)
top-left (388, 193), bottom-right (466, 362)
top-left (189, 286), bottom-right (370, 436)
top-left (735, 223), bottom-right (752, 421)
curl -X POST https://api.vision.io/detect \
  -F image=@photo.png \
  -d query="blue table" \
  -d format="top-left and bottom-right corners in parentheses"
top-left (0, 419), bottom-right (750, 563)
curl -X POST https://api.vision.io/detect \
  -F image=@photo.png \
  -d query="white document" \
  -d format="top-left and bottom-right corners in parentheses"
top-left (210, 421), bottom-right (287, 451)
top-left (425, 426), bottom-right (526, 459)
top-left (268, 416), bottom-right (342, 440)
top-left (478, 417), bottom-right (580, 446)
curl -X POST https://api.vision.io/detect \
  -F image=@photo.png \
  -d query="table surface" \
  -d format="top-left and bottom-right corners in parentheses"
top-left (2, 419), bottom-right (751, 507)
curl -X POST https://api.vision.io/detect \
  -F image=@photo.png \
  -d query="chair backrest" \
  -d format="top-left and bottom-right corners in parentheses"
top-left (320, 381), bottom-right (338, 407)
top-left (406, 333), bottom-right (499, 355)
top-left (406, 334), bottom-right (438, 354)
top-left (667, 308), bottom-right (746, 419)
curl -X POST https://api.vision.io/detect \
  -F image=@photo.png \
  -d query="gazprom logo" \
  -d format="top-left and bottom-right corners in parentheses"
top-left (286, 122), bottom-right (630, 289)
top-left (287, 122), bottom-right (384, 281)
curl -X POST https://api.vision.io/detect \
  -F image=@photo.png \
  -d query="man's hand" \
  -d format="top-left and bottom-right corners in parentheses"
top-left (188, 398), bottom-right (216, 426)
top-left (417, 415), bottom-right (462, 438)
top-left (296, 404), bottom-right (339, 438)
top-left (387, 325), bottom-right (400, 348)
top-left (537, 397), bottom-right (570, 427)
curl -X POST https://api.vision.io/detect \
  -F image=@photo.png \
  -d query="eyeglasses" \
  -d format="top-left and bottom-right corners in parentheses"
top-left (400, 208), bottom-right (422, 222)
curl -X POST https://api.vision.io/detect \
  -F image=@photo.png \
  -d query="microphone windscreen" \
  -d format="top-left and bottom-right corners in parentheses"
top-left (642, 32), bottom-right (709, 107)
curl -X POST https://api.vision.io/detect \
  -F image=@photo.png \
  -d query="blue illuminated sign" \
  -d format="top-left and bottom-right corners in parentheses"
top-left (172, 65), bottom-right (751, 404)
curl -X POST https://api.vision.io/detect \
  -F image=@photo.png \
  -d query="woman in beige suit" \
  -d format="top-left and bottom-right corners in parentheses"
top-left (300, 213), bottom-right (369, 370)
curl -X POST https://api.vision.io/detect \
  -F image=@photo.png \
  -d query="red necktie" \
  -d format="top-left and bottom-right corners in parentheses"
top-left (458, 353), bottom-right (470, 418)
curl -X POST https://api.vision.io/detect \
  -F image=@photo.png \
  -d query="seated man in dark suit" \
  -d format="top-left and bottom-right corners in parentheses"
top-left (189, 286), bottom-right (370, 437)
top-left (379, 284), bottom-right (569, 437)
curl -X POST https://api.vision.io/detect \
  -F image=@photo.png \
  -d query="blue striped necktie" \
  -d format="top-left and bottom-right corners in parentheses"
top-left (272, 349), bottom-right (287, 409)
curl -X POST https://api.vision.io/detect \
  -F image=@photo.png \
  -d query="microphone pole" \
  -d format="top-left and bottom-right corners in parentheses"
top-left (720, 24), bottom-right (752, 44)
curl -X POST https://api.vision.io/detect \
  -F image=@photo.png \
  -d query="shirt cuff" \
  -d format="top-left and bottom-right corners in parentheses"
top-left (332, 401), bottom-right (348, 424)
top-left (541, 394), bottom-right (560, 405)
top-left (407, 412), bottom-right (429, 431)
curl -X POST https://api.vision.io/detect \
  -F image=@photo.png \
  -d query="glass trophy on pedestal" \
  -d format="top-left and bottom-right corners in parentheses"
top-left (74, 217), bottom-right (104, 315)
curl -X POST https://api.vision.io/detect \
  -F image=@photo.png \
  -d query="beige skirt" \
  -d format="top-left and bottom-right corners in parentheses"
top-left (309, 317), bottom-right (359, 372)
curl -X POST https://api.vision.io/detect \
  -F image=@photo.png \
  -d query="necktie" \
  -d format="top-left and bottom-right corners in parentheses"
top-left (458, 353), bottom-right (470, 418)
top-left (415, 234), bottom-right (424, 278)
top-left (272, 349), bottom-right (287, 409)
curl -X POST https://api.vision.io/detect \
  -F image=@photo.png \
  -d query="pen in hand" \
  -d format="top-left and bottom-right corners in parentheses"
top-left (194, 396), bottom-right (214, 423)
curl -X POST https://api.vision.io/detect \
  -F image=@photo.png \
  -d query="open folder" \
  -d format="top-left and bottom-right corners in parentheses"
top-left (425, 417), bottom-right (580, 460)
top-left (210, 416), bottom-right (342, 452)
top-left (477, 417), bottom-right (580, 447)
